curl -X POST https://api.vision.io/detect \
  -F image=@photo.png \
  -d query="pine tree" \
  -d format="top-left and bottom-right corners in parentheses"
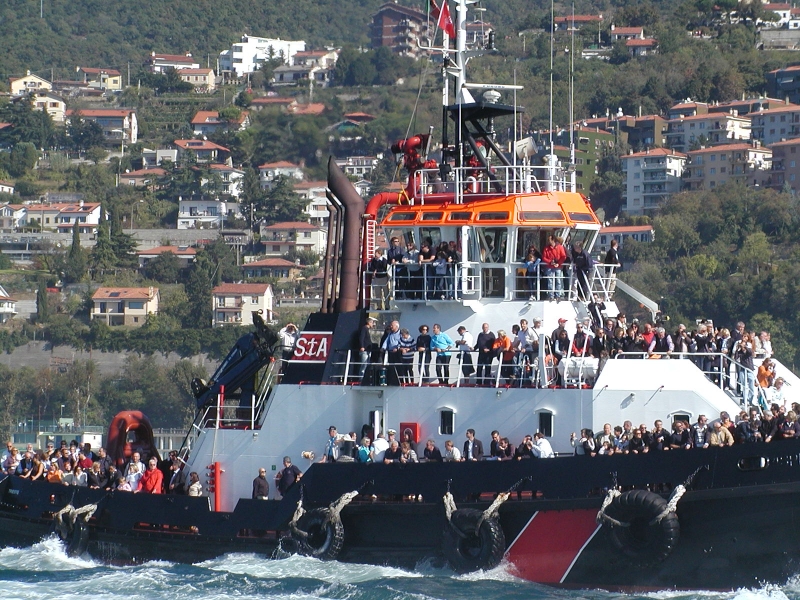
top-left (36, 279), bottom-right (50, 324)
top-left (63, 221), bottom-right (87, 284)
top-left (91, 211), bottom-right (117, 278)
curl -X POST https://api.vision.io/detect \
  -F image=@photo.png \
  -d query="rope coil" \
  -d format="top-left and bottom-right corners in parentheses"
top-left (443, 491), bottom-right (457, 522)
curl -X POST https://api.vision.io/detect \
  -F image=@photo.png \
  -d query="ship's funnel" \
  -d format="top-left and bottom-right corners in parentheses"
top-left (327, 157), bottom-right (365, 313)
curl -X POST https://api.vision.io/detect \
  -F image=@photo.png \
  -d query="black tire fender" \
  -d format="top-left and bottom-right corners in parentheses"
top-left (442, 508), bottom-right (506, 573)
top-left (604, 489), bottom-right (680, 564)
top-left (294, 508), bottom-right (344, 560)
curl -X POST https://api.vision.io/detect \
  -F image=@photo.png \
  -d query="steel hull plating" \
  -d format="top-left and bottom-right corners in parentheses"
top-left (2, 440), bottom-right (800, 589)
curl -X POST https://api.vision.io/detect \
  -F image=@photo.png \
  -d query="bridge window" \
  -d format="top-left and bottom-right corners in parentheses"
top-left (538, 411), bottom-right (553, 438)
top-left (438, 407), bottom-right (455, 435)
top-left (448, 211), bottom-right (471, 222)
top-left (477, 212), bottom-right (509, 221)
top-left (516, 228), bottom-right (550, 261)
top-left (419, 227), bottom-right (442, 249)
top-left (388, 212), bottom-right (416, 222)
top-left (476, 227), bottom-right (507, 263)
top-left (420, 212), bottom-right (443, 221)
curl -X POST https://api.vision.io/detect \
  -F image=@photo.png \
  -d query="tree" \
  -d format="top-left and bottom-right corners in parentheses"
top-left (63, 221), bottom-right (87, 284)
top-left (66, 116), bottom-right (105, 153)
top-left (259, 176), bottom-right (309, 224)
top-left (184, 264), bottom-right (213, 328)
top-left (36, 279), bottom-right (50, 324)
top-left (90, 213), bottom-right (117, 277)
top-left (145, 251), bottom-right (181, 283)
top-left (85, 146), bottom-right (108, 165)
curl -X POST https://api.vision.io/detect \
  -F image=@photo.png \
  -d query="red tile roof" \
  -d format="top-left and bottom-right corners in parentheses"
top-left (66, 109), bottom-right (135, 118)
top-left (244, 258), bottom-right (298, 268)
top-left (177, 68), bottom-right (214, 75)
top-left (554, 15), bottom-right (602, 23)
top-left (612, 26), bottom-right (643, 35)
top-left (688, 143), bottom-right (769, 154)
top-left (289, 103), bottom-right (326, 115)
top-left (750, 104), bottom-right (800, 115)
top-left (623, 147), bottom-right (686, 159)
top-left (79, 67), bottom-right (121, 76)
top-left (212, 283), bottom-right (271, 295)
top-left (626, 38), bottom-right (657, 47)
top-left (136, 246), bottom-right (197, 256)
top-left (261, 221), bottom-right (318, 230)
top-left (92, 287), bottom-right (158, 300)
top-left (768, 138), bottom-right (800, 147)
top-left (174, 139), bottom-right (230, 151)
top-left (259, 161), bottom-right (302, 169)
top-left (251, 97), bottom-right (294, 105)
top-left (125, 168), bottom-right (167, 177)
top-left (600, 225), bottom-right (654, 234)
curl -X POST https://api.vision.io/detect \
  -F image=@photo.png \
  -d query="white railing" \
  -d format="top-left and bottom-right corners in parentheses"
top-left (406, 164), bottom-right (574, 205)
top-left (614, 351), bottom-right (761, 408)
top-left (330, 339), bottom-right (577, 390)
top-left (177, 357), bottom-right (282, 460)
top-left (361, 262), bottom-right (618, 307)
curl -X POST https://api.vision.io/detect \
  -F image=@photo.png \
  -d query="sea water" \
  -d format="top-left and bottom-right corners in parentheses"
top-left (0, 536), bottom-right (798, 600)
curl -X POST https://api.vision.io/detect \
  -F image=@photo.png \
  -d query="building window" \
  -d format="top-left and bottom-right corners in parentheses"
top-left (634, 173), bottom-right (640, 179)
top-left (272, 245), bottom-right (280, 251)
top-left (129, 301), bottom-right (144, 310)
top-left (633, 185), bottom-right (640, 192)
top-left (251, 296), bottom-right (258, 304)
top-left (710, 168), bottom-right (716, 175)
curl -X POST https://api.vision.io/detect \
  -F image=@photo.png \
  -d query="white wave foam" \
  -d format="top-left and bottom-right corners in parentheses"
top-left (642, 582), bottom-right (792, 600)
top-left (197, 553), bottom-right (424, 583)
top-left (0, 535), bottom-right (98, 571)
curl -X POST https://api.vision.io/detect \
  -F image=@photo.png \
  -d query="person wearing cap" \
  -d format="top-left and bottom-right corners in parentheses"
top-left (358, 317), bottom-right (377, 378)
top-left (551, 318), bottom-right (568, 347)
top-left (320, 426), bottom-right (344, 463)
top-left (369, 247), bottom-right (390, 310)
top-left (475, 323), bottom-right (496, 385)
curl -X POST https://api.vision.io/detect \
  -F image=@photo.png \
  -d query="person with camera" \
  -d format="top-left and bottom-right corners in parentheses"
top-left (531, 433), bottom-right (554, 458)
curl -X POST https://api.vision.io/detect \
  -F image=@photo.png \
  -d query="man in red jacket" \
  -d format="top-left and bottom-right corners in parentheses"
top-left (140, 457), bottom-right (163, 494)
top-left (541, 236), bottom-right (567, 300)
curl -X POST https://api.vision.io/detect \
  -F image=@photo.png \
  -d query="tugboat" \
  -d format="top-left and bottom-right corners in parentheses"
top-left (1, 0), bottom-right (800, 590)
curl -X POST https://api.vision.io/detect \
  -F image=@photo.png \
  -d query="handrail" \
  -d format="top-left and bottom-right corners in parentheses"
top-left (614, 350), bottom-right (758, 407)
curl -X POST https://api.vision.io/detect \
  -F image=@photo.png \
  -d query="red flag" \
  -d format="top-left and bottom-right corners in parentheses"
top-left (435, 0), bottom-right (456, 39)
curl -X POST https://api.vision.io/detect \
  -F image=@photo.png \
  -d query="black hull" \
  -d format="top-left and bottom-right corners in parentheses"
top-left (3, 440), bottom-right (800, 589)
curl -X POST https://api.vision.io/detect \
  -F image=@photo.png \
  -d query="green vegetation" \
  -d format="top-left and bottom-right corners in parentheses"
top-left (620, 183), bottom-right (800, 366)
top-left (0, 357), bottom-right (207, 441)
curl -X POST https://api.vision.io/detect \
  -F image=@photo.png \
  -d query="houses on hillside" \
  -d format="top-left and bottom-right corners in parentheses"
top-left (91, 287), bottom-right (160, 327)
top-left (212, 283), bottom-right (273, 326)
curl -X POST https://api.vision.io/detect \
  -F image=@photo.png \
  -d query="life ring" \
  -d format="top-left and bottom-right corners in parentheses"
top-left (65, 519), bottom-right (90, 557)
top-left (442, 508), bottom-right (506, 573)
top-left (604, 489), bottom-right (680, 563)
top-left (294, 508), bottom-right (345, 560)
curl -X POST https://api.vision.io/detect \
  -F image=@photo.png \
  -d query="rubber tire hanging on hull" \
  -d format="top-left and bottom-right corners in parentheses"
top-left (296, 508), bottom-right (345, 560)
top-left (442, 508), bottom-right (506, 573)
top-left (604, 490), bottom-right (680, 564)
top-left (65, 520), bottom-right (90, 557)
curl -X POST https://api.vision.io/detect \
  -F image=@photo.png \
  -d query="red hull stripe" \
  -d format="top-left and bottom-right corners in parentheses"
top-left (505, 509), bottom-right (601, 583)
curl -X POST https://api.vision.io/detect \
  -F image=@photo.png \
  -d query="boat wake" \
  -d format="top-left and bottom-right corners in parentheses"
top-left (1, 541), bottom-right (800, 600)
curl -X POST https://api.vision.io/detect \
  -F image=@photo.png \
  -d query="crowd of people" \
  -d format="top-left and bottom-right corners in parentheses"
top-left (367, 235), bottom-right (619, 306)
top-left (575, 403), bottom-right (800, 456)
top-left (0, 440), bottom-right (201, 496)
top-left (319, 425), bottom-right (555, 465)
top-left (358, 314), bottom-right (780, 396)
